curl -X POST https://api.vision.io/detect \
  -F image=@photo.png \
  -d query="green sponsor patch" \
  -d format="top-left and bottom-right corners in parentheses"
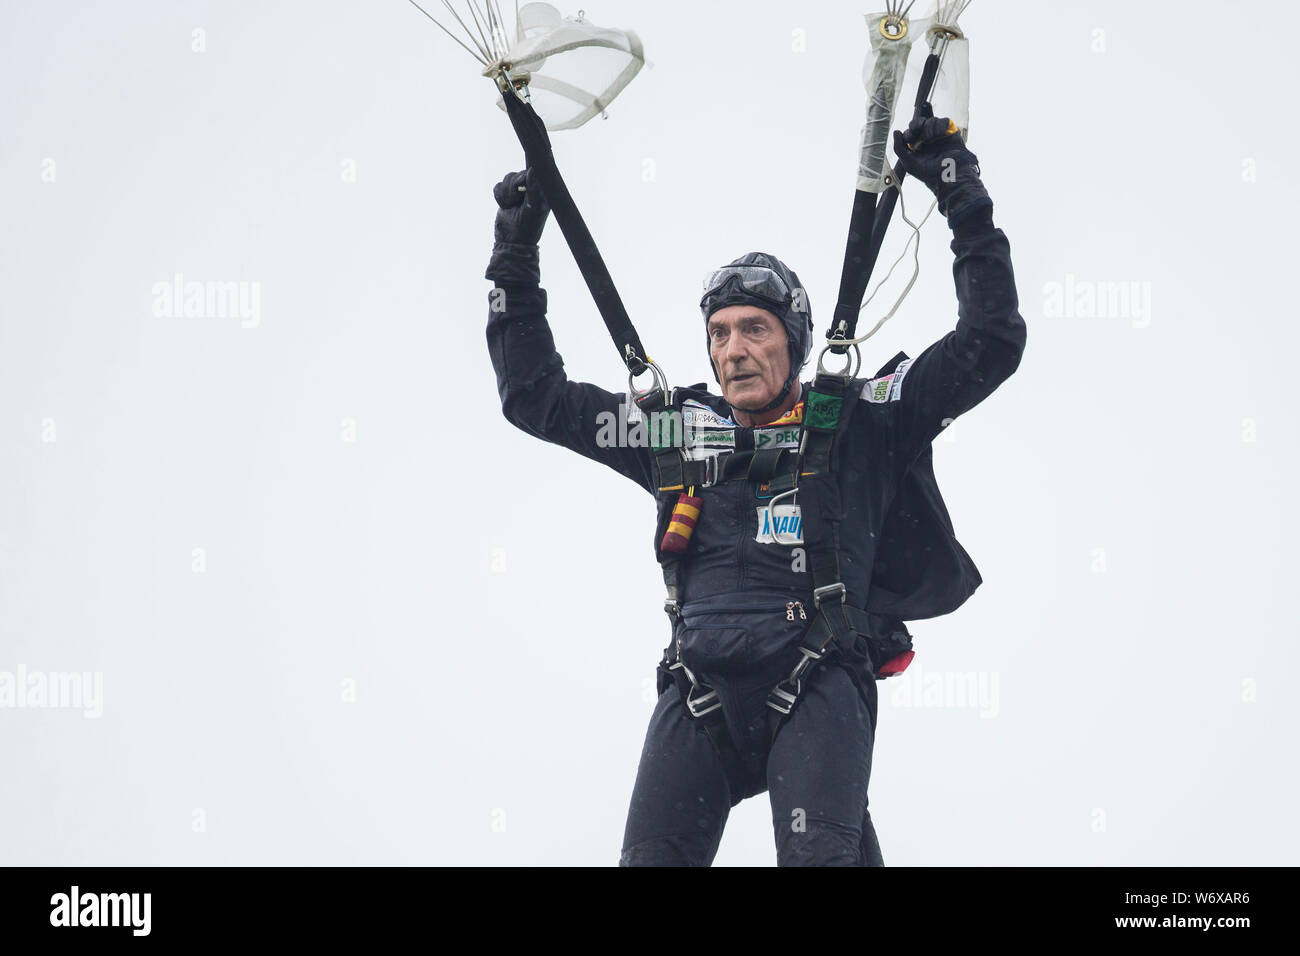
top-left (805, 391), bottom-right (843, 430)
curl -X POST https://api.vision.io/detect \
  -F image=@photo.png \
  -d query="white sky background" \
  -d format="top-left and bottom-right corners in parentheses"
top-left (0, 0), bottom-right (1295, 866)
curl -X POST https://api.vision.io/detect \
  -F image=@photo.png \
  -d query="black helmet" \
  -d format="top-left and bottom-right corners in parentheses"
top-left (699, 252), bottom-right (813, 414)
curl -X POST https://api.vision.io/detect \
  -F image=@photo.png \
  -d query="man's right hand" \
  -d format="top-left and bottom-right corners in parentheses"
top-left (486, 168), bottom-right (551, 285)
top-left (493, 168), bottom-right (550, 245)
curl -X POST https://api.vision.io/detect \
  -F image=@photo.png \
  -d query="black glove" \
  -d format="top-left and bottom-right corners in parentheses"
top-left (485, 168), bottom-right (551, 286)
top-left (892, 103), bottom-right (992, 229)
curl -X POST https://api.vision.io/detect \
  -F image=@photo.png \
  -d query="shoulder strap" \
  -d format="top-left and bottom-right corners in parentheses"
top-left (796, 373), bottom-right (854, 608)
top-left (636, 387), bottom-right (689, 619)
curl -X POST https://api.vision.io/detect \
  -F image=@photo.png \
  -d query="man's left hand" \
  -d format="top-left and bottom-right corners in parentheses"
top-left (892, 103), bottom-right (992, 229)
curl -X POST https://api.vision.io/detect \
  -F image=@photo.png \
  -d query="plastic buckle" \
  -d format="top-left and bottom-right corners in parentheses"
top-left (813, 582), bottom-right (847, 609)
top-left (663, 598), bottom-right (680, 620)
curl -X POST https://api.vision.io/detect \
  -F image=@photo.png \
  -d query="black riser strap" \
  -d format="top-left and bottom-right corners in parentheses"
top-left (500, 90), bottom-right (648, 369)
top-left (832, 50), bottom-right (944, 343)
top-left (831, 189), bottom-right (880, 337)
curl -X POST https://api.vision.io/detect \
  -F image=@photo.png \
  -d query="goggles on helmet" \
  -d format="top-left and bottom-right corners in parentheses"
top-left (699, 265), bottom-right (792, 314)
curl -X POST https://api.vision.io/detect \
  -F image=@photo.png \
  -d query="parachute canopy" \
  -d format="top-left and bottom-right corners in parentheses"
top-left (410, 1), bottom-right (644, 131)
top-left (496, 3), bottom-right (645, 130)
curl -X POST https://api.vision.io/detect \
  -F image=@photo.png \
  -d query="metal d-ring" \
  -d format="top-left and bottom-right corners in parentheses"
top-left (816, 341), bottom-right (861, 381)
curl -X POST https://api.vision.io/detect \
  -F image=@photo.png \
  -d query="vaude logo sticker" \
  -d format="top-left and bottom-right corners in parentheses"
top-left (755, 504), bottom-right (802, 544)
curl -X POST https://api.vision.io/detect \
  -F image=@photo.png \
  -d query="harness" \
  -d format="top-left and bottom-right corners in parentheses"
top-left (636, 364), bottom-right (911, 789)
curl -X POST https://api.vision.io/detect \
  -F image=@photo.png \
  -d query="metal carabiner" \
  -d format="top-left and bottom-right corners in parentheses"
top-left (627, 357), bottom-right (668, 404)
top-left (765, 485), bottom-right (802, 548)
top-left (815, 340), bottom-right (861, 381)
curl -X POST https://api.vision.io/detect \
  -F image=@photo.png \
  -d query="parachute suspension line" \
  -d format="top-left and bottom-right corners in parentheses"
top-left (849, 179), bottom-right (937, 347)
top-left (934, 0), bottom-right (973, 29)
top-left (407, 0), bottom-right (489, 65)
top-left (463, 2), bottom-right (497, 62)
top-left (483, 0), bottom-right (512, 60)
top-left (405, 1), bottom-right (529, 65)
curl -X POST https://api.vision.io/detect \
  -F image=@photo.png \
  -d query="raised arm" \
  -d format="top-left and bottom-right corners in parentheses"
top-left (484, 170), bottom-right (655, 493)
top-left (868, 110), bottom-right (1027, 464)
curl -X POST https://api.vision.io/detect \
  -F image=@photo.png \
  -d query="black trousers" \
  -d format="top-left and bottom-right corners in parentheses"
top-left (619, 659), bottom-right (883, 866)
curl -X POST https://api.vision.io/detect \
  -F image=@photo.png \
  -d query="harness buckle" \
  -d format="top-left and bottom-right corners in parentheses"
top-left (685, 685), bottom-right (722, 718)
top-left (698, 451), bottom-right (731, 489)
top-left (767, 684), bottom-right (799, 715)
top-left (668, 658), bottom-right (723, 718)
top-left (702, 454), bottom-right (717, 488)
top-left (765, 644), bottom-right (824, 715)
top-left (813, 582), bottom-right (847, 609)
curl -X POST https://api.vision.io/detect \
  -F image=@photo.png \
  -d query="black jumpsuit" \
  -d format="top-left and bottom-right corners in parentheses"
top-left (486, 216), bottom-right (1026, 865)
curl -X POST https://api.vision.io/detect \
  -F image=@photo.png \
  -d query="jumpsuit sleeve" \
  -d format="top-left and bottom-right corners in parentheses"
top-left (486, 281), bottom-right (656, 494)
top-left (879, 216), bottom-right (1027, 465)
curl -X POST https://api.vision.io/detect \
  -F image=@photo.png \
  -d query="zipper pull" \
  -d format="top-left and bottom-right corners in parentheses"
top-left (797, 601), bottom-right (807, 620)
top-left (786, 602), bottom-right (795, 622)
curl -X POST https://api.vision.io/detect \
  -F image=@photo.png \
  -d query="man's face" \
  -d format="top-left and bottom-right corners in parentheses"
top-left (707, 306), bottom-right (790, 410)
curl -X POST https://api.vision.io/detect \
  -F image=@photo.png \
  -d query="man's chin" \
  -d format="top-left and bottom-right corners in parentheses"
top-left (726, 384), bottom-right (773, 409)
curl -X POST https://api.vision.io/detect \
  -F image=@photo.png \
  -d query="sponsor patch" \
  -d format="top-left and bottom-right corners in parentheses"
top-left (862, 374), bottom-right (895, 404)
top-left (691, 429), bottom-right (735, 447)
top-left (681, 400), bottom-right (736, 460)
top-left (890, 358), bottom-right (912, 401)
top-left (861, 359), bottom-right (913, 405)
top-left (754, 426), bottom-right (801, 450)
top-left (755, 504), bottom-right (803, 544)
top-left (681, 400), bottom-right (735, 429)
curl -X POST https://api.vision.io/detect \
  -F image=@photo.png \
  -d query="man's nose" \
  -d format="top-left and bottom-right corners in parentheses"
top-left (721, 335), bottom-right (751, 368)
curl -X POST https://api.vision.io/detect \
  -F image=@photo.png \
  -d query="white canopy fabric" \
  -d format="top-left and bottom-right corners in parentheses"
top-left (857, 10), bottom-right (971, 192)
top-left (490, 3), bottom-right (644, 130)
